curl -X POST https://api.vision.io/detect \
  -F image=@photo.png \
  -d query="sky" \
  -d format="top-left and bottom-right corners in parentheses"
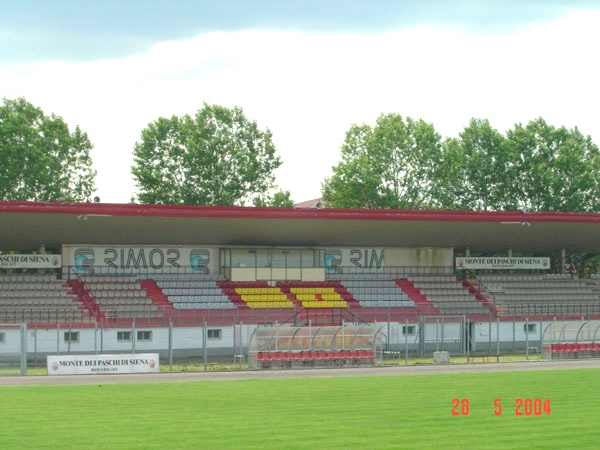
top-left (2, 0), bottom-right (600, 204)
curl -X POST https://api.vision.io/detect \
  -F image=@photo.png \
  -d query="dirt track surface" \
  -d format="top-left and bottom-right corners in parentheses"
top-left (2, 359), bottom-right (600, 386)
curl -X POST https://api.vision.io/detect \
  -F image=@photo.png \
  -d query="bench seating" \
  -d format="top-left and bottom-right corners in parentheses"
top-left (255, 349), bottom-right (375, 367)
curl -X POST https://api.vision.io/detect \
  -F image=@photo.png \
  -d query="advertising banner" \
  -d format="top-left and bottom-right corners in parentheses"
top-left (62, 245), bottom-right (215, 274)
top-left (47, 353), bottom-right (159, 375)
top-left (456, 257), bottom-right (550, 270)
top-left (0, 254), bottom-right (61, 269)
top-left (324, 248), bottom-right (386, 273)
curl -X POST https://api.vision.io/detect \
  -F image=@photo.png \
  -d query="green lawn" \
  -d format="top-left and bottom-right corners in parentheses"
top-left (0, 368), bottom-right (597, 449)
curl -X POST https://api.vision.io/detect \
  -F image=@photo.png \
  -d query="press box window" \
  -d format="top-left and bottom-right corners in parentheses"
top-left (117, 331), bottom-right (132, 342)
top-left (64, 332), bottom-right (79, 343)
top-left (137, 330), bottom-right (152, 341)
top-left (402, 325), bottom-right (416, 336)
top-left (0, 332), bottom-right (5, 343)
top-left (524, 324), bottom-right (536, 334)
top-left (207, 329), bottom-right (221, 340)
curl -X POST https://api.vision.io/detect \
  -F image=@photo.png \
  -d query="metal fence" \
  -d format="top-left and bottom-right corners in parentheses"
top-left (0, 314), bottom-right (564, 375)
top-left (0, 324), bottom-right (27, 375)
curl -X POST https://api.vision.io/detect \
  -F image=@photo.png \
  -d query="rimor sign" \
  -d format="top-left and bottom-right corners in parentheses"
top-left (0, 254), bottom-right (61, 269)
top-left (62, 245), bottom-right (214, 274)
top-left (456, 257), bottom-right (550, 270)
top-left (325, 248), bottom-right (385, 273)
top-left (47, 353), bottom-right (159, 375)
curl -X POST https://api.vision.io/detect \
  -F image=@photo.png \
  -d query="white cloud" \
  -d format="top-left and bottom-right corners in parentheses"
top-left (1, 10), bottom-right (599, 204)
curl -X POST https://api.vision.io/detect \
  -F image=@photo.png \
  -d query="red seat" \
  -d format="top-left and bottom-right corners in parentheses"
top-left (341, 350), bottom-right (352, 360)
top-left (263, 352), bottom-right (274, 361)
top-left (588, 343), bottom-right (596, 352)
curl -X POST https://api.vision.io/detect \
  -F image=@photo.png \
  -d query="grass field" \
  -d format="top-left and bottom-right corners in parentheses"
top-left (1, 368), bottom-right (598, 449)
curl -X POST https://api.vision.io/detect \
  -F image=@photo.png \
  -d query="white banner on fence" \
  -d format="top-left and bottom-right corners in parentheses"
top-left (0, 254), bottom-right (61, 269)
top-left (47, 353), bottom-right (159, 375)
top-left (456, 257), bottom-right (550, 270)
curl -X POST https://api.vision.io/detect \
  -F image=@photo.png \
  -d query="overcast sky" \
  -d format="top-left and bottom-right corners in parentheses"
top-left (2, 0), bottom-right (599, 204)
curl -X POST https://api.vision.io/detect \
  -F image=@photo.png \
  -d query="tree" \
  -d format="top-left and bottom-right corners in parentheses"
top-left (322, 114), bottom-right (442, 209)
top-left (431, 117), bottom-right (600, 213)
top-left (436, 118), bottom-right (514, 211)
top-left (0, 97), bottom-right (96, 202)
top-left (132, 103), bottom-right (283, 206)
top-left (506, 118), bottom-right (600, 212)
top-left (321, 124), bottom-right (384, 209)
top-left (252, 190), bottom-right (295, 207)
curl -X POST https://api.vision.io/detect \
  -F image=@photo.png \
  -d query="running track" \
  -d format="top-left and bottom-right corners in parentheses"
top-left (2, 359), bottom-right (600, 386)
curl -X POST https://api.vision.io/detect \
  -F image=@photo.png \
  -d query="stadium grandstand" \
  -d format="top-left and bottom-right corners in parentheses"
top-left (1, 200), bottom-right (599, 364)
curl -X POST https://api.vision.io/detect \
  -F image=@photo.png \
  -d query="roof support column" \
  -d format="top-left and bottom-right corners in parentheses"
top-left (38, 243), bottom-right (46, 274)
top-left (560, 248), bottom-right (566, 274)
top-left (461, 247), bottom-right (470, 280)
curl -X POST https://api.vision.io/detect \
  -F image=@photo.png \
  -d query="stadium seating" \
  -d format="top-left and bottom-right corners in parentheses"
top-left (341, 279), bottom-right (415, 308)
top-left (0, 274), bottom-right (92, 324)
top-left (547, 341), bottom-right (600, 359)
top-left (152, 276), bottom-right (236, 311)
top-left (69, 274), bottom-right (165, 322)
top-left (477, 274), bottom-right (600, 317)
top-left (286, 285), bottom-right (348, 308)
top-left (408, 274), bottom-right (490, 315)
top-left (3, 270), bottom-right (598, 327)
top-left (252, 348), bottom-right (376, 369)
top-left (235, 287), bottom-right (294, 309)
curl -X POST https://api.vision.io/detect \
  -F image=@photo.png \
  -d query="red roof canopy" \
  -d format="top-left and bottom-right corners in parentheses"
top-left (1, 201), bottom-right (599, 254)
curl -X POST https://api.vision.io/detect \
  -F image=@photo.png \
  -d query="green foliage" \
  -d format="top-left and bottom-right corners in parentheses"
top-left (566, 253), bottom-right (600, 278)
top-left (0, 97), bottom-right (96, 202)
top-left (437, 118), bottom-right (514, 211)
top-left (253, 189), bottom-right (294, 207)
top-left (321, 125), bottom-right (382, 208)
top-left (325, 113), bottom-right (600, 213)
top-left (322, 114), bottom-right (442, 209)
top-left (132, 103), bottom-right (283, 206)
top-left (506, 118), bottom-right (600, 212)
top-left (437, 116), bottom-right (600, 212)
